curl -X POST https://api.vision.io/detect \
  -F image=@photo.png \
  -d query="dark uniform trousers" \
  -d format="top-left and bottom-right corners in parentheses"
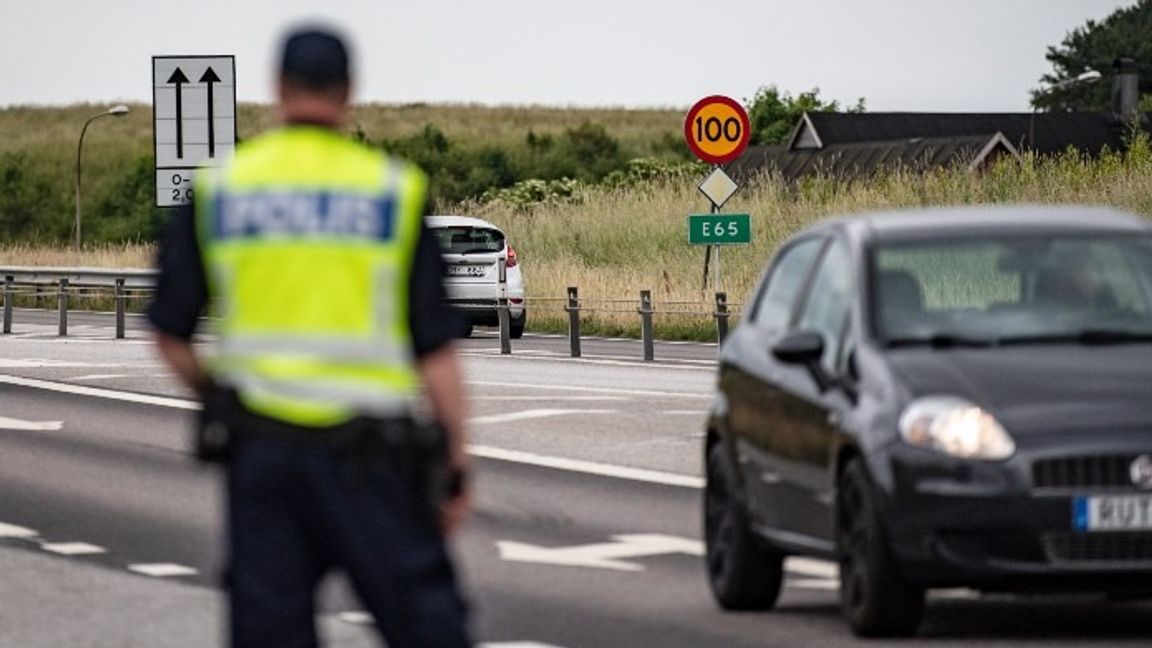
top-left (226, 428), bottom-right (471, 648)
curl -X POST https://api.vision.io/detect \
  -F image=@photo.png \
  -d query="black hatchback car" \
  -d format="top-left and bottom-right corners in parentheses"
top-left (704, 206), bottom-right (1152, 636)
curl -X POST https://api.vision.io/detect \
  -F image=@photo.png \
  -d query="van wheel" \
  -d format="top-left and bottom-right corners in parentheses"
top-left (704, 442), bottom-right (783, 610)
top-left (837, 459), bottom-right (924, 637)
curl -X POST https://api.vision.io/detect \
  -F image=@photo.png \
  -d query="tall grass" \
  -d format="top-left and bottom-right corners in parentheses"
top-left (4, 122), bottom-right (1152, 340)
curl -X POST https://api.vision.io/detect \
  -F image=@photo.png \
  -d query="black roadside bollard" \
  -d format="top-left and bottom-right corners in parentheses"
top-left (115, 278), bottom-right (126, 339)
top-left (3, 275), bottom-right (12, 334)
top-left (639, 290), bottom-right (654, 362)
top-left (566, 286), bottom-right (582, 358)
top-left (497, 258), bottom-right (511, 355)
top-left (58, 278), bottom-right (69, 336)
top-left (715, 292), bottom-right (729, 345)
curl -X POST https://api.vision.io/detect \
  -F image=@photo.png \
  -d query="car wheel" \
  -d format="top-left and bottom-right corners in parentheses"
top-left (510, 311), bottom-right (526, 339)
top-left (837, 458), bottom-right (924, 637)
top-left (704, 442), bottom-right (784, 610)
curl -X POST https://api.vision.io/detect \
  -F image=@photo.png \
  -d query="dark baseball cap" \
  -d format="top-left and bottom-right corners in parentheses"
top-left (279, 26), bottom-right (351, 89)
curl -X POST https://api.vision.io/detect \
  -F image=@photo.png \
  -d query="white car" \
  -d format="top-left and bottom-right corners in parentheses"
top-left (427, 215), bottom-right (526, 338)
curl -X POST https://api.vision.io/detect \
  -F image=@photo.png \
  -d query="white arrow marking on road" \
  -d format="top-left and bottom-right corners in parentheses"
top-left (497, 534), bottom-right (704, 571)
top-left (471, 409), bottom-right (616, 425)
top-left (0, 416), bottom-right (63, 431)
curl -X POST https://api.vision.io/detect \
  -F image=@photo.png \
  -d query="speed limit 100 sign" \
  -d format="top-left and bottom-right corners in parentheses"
top-left (684, 95), bottom-right (751, 164)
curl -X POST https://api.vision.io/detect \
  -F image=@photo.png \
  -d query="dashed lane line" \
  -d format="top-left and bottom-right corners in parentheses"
top-left (0, 522), bottom-right (38, 538)
top-left (41, 542), bottom-right (106, 556)
top-left (128, 563), bottom-right (199, 578)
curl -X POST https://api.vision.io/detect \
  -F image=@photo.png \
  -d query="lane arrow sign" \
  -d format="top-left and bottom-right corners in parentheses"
top-left (0, 416), bottom-right (64, 431)
top-left (198, 67), bottom-right (221, 158)
top-left (166, 67), bottom-right (189, 159)
top-left (497, 534), bottom-right (704, 571)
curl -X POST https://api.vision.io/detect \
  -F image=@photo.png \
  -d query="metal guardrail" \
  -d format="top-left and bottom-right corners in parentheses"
top-left (1, 265), bottom-right (740, 361)
top-left (1, 266), bottom-right (157, 339)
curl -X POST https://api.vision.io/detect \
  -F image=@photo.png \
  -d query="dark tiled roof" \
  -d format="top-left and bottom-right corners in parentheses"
top-left (797, 111), bottom-right (1144, 156)
top-left (727, 134), bottom-right (1013, 183)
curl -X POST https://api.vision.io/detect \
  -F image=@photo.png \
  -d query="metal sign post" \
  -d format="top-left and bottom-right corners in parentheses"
top-left (684, 96), bottom-right (749, 292)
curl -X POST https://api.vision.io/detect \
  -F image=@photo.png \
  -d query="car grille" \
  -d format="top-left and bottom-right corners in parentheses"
top-left (1043, 532), bottom-right (1152, 565)
top-left (1032, 455), bottom-right (1139, 492)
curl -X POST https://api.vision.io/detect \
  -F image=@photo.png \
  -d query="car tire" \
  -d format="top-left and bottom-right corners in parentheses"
top-left (510, 311), bottom-right (526, 339)
top-left (704, 442), bottom-right (784, 611)
top-left (837, 458), bottom-right (925, 637)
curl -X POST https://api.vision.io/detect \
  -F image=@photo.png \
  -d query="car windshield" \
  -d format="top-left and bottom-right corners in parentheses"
top-left (432, 226), bottom-right (505, 254)
top-left (871, 233), bottom-right (1152, 346)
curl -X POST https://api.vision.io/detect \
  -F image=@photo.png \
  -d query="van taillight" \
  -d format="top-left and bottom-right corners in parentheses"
top-left (506, 244), bottom-right (518, 268)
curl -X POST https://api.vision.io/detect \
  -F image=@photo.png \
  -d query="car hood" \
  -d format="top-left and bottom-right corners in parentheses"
top-left (886, 344), bottom-right (1152, 433)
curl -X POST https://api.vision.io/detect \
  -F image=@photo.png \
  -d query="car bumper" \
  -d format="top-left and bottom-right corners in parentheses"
top-left (873, 437), bottom-right (1152, 591)
top-left (443, 284), bottom-right (525, 324)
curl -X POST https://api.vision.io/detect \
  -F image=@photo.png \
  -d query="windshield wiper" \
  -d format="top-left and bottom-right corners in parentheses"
top-left (998, 329), bottom-right (1152, 346)
top-left (884, 334), bottom-right (999, 349)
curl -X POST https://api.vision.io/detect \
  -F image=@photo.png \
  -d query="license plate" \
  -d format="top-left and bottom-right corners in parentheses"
top-left (1074, 495), bottom-right (1152, 531)
top-left (445, 265), bottom-right (486, 277)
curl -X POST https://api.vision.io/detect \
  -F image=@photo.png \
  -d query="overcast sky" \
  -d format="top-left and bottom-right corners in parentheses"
top-left (0, 0), bottom-right (1133, 111)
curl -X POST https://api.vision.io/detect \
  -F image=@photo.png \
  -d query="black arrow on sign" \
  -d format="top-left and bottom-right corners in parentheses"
top-left (199, 67), bottom-right (221, 158)
top-left (167, 67), bottom-right (189, 159)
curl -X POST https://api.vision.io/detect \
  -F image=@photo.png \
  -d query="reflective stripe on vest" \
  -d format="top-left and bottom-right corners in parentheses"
top-left (195, 126), bottom-right (426, 427)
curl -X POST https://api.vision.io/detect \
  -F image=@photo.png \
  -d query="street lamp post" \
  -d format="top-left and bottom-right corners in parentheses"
top-left (1029, 70), bottom-right (1102, 150)
top-left (74, 105), bottom-right (130, 252)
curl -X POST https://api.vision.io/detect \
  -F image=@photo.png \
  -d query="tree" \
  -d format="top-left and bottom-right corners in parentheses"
top-left (744, 86), bottom-right (865, 145)
top-left (1032, 1), bottom-right (1152, 111)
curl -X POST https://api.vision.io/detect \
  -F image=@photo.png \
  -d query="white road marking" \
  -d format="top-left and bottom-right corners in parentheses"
top-left (498, 534), bottom-right (704, 571)
top-left (470, 445), bottom-right (703, 488)
top-left (472, 395), bottom-right (629, 402)
top-left (787, 578), bottom-right (840, 591)
top-left (0, 375), bottom-right (199, 410)
top-left (468, 380), bottom-right (710, 400)
top-left (663, 410), bottom-right (705, 416)
top-left (0, 416), bottom-right (63, 431)
top-left (71, 374), bottom-right (132, 381)
top-left (0, 522), bottom-right (38, 538)
top-left (786, 556), bottom-right (839, 579)
top-left (337, 611), bottom-right (374, 625)
top-left (471, 409), bottom-right (616, 425)
top-left (0, 359), bottom-right (126, 368)
top-left (461, 352), bottom-right (714, 372)
top-left (481, 643), bottom-right (567, 648)
top-left (128, 563), bottom-right (199, 577)
top-left (1, 376), bottom-right (707, 489)
top-left (41, 542), bottom-right (106, 556)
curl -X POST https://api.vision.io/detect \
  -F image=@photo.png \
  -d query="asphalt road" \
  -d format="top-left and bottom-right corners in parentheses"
top-left (1, 312), bottom-right (1150, 647)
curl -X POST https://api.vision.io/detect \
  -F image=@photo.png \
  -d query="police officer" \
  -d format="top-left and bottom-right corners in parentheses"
top-left (149, 25), bottom-right (472, 648)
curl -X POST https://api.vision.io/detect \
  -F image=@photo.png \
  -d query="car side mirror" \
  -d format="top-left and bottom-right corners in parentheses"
top-left (772, 330), bottom-right (841, 395)
top-left (772, 330), bottom-right (825, 365)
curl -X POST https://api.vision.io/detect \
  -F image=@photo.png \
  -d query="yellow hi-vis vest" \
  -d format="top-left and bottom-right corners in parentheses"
top-left (195, 126), bottom-right (428, 427)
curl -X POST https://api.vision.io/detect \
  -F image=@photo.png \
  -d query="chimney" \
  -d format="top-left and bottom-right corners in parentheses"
top-left (1112, 57), bottom-right (1140, 122)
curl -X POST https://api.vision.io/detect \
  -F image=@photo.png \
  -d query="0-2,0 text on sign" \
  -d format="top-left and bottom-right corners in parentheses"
top-left (683, 96), bottom-right (751, 164)
top-left (688, 213), bottom-right (751, 245)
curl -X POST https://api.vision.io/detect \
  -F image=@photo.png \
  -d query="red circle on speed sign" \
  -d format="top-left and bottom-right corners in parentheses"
top-left (684, 95), bottom-right (751, 164)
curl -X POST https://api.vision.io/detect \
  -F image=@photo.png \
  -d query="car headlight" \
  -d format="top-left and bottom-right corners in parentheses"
top-left (898, 396), bottom-right (1015, 460)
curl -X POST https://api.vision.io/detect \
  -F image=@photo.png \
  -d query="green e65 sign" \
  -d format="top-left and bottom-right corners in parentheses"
top-left (688, 213), bottom-right (751, 245)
